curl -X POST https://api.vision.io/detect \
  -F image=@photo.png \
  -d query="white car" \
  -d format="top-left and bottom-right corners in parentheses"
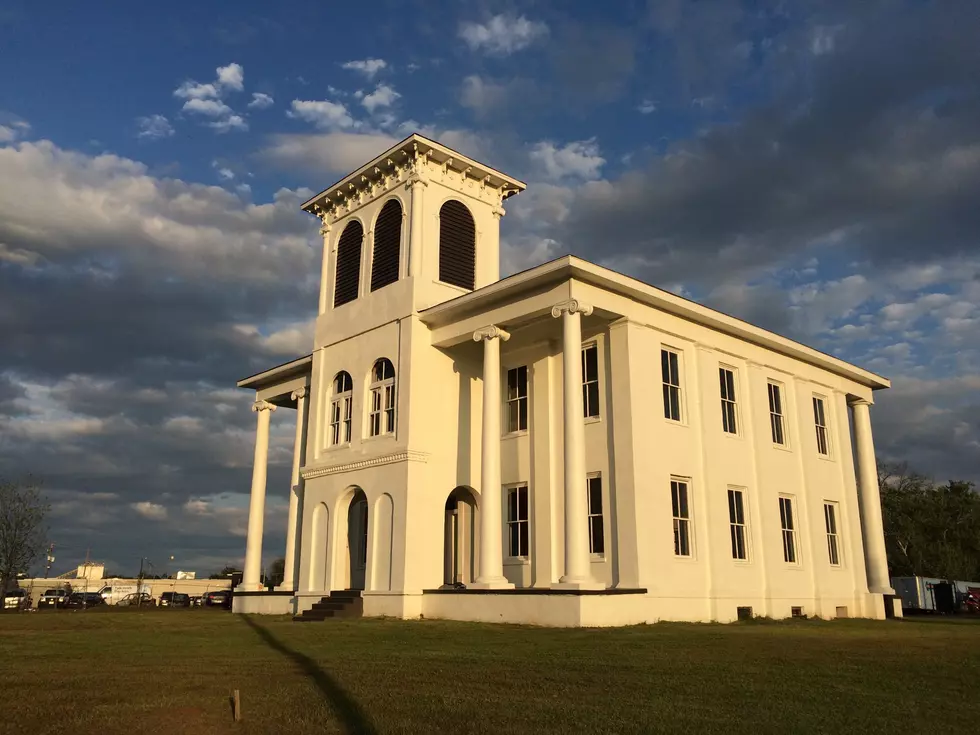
top-left (3, 588), bottom-right (29, 610)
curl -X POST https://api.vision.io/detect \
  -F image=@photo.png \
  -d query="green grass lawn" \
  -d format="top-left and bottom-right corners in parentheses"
top-left (1, 611), bottom-right (978, 734)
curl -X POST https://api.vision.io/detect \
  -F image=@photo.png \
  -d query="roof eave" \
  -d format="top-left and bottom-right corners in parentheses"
top-left (237, 354), bottom-right (313, 390)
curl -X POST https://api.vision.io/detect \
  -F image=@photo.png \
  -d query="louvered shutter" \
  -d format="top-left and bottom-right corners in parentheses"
top-left (438, 200), bottom-right (475, 290)
top-left (371, 199), bottom-right (402, 292)
top-left (333, 221), bottom-right (363, 307)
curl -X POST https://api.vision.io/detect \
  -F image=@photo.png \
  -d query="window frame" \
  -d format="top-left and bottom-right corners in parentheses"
top-left (779, 495), bottom-right (800, 565)
top-left (582, 342), bottom-right (600, 420)
top-left (670, 477), bottom-right (694, 558)
top-left (824, 501), bottom-right (842, 567)
top-left (587, 473), bottom-right (605, 557)
top-left (719, 366), bottom-right (739, 435)
top-left (812, 395), bottom-right (831, 457)
top-left (661, 348), bottom-right (683, 423)
top-left (505, 483), bottom-right (530, 560)
top-left (727, 488), bottom-right (749, 562)
top-left (328, 372), bottom-right (354, 447)
top-left (368, 359), bottom-right (396, 438)
top-left (767, 381), bottom-right (788, 447)
top-left (505, 365), bottom-right (529, 435)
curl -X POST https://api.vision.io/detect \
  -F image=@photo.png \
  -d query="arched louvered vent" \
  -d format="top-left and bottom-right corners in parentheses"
top-left (438, 200), bottom-right (476, 290)
top-left (371, 199), bottom-right (402, 292)
top-left (334, 220), bottom-right (363, 307)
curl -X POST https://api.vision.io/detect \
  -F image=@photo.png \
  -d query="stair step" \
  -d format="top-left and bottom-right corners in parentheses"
top-left (292, 591), bottom-right (364, 622)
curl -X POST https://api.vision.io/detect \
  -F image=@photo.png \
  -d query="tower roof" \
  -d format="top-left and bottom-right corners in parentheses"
top-left (300, 133), bottom-right (526, 216)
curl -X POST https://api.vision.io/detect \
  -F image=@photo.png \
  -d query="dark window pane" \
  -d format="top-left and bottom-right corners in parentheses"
top-left (508, 490), bottom-right (517, 521)
top-left (518, 487), bottom-right (528, 519)
top-left (509, 524), bottom-right (519, 557)
top-left (589, 481), bottom-right (602, 514)
top-left (678, 484), bottom-right (689, 518)
top-left (591, 517), bottom-right (605, 554)
top-left (661, 350), bottom-right (670, 383)
top-left (671, 484), bottom-right (679, 517)
top-left (519, 521), bottom-right (529, 556)
top-left (584, 345), bottom-right (598, 381)
top-left (518, 399), bottom-right (527, 431)
top-left (586, 382), bottom-right (600, 418)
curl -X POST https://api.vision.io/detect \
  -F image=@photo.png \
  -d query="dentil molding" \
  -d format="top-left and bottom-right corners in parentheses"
top-left (301, 450), bottom-right (430, 480)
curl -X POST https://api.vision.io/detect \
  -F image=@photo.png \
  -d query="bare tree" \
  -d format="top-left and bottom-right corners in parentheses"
top-left (0, 477), bottom-right (49, 593)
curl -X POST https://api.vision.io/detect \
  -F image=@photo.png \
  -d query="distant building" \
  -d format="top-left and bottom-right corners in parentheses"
top-left (233, 135), bottom-right (895, 626)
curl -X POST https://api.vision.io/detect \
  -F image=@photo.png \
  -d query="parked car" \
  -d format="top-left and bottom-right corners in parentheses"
top-left (204, 590), bottom-right (232, 609)
top-left (3, 588), bottom-right (30, 610)
top-left (159, 592), bottom-right (190, 608)
top-left (38, 588), bottom-right (71, 608)
top-left (116, 592), bottom-right (155, 607)
top-left (188, 595), bottom-right (203, 607)
top-left (65, 592), bottom-right (106, 609)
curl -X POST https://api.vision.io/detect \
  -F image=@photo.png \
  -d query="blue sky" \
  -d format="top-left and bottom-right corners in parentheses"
top-left (0, 0), bottom-right (977, 577)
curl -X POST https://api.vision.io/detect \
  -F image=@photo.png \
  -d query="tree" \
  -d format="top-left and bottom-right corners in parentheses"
top-left (266, 557), bottom-right (285, 588)
top-left (0, 478), bottom-right (49, 593)
top-left (210, 565), bottom-right (242, 580)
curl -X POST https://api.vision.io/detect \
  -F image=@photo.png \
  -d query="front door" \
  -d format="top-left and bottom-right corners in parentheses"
top-left (348, 496), bottom-right (368, 590)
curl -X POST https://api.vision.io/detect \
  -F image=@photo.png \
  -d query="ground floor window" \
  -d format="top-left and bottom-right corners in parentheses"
top-left (824, 501), bottom-right (841, 566)
top-left (728, 489), bottom-right (748, 561)
top-left (506, 484), bottom-right (529, 558)
top-left (671, 478), bottom-right (692, 557)
top-left (587, 474), bottom-right (604, 555)
top-left (779, 495), bottom-right (798, 564)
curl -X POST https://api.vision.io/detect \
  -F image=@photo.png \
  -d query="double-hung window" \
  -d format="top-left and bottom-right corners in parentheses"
top-left (813, 396), bottom-right (830, 456)
top-left (329, 371), bottom-right (353, 446)
top-left (779, 496), bottom-right (798, 564)
top-left (719, 367), bottom-right (738, 434)
top-left (728, 489), bottom-right (748, 561)
top-left (824, 502), bottom-right (841, 566)
top-left (662, 349), bottom-right (682, 421)
top-left (587, 475), bottom-right (604, 555)
top-left (768, 382), bottom-right (786, 445)
top-left (369, 358), bottom-right (396, 437)
top-left (506, 484), bottom-right (529, 558)
top-left (671, 479), bottom-right (692, 557)
top-left (506, 366), bottom-right (528, 433)
top-left (582, 343), bottom-right (600, 418)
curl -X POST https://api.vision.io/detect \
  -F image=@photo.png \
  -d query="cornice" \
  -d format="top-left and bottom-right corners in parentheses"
top-left (300, 450), bottom-right (430, 480)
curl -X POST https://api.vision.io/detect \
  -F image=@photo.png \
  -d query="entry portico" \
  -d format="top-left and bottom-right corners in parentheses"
top-left (232, 134), bottom-right (895, 625)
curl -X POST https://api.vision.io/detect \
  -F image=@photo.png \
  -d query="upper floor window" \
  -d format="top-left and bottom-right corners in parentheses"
top-left (768, 382), bottom-right (786, 445)
top-left (369, 358), bottom-right (396, 437)
top-left (370, 199), bottom-right (402, 292)
top-left (334, 220), bottom-right (364, 307)
top-left (587, 474), bottom-right (604, 555)
top-left (719, 367), bottom-right (738, 435)
top-left (662, 349), bottom-right (682, 422)
top-left (506, 366), bottom-right (528, 433)
top-left (506, 484), bottom-right (529, 558)
top-left (438, 200), bottom-right (475, 290)
top-left (329, 371), bottom-right (353, 446)
top-left (671, 478), bottom-right (693, 557)
top-left (779, 495), bottom-right (798, 564)
top-left (813, 396), bottom-right (830, 455)
top-left (582, 343), bottom-right (600, 419)
top-left (824, 501), bottom-right (841, 566)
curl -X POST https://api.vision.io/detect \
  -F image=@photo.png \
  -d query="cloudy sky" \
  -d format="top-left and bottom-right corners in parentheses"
top-left (1, 0), bottom-right (977, 577)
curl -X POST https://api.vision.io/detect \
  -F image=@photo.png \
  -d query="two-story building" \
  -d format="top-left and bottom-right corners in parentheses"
top-left (232, 134), bottom-right (896, 626)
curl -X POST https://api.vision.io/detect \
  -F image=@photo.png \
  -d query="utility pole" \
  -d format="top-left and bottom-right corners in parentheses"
top-left (44, 544), bottom-right (55, 578)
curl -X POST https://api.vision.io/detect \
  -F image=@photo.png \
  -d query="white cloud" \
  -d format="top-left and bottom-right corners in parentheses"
top-left (174, 81), bottom-right (219, 100)
top-left (216, 63), bottom-right (244, 91)
top-left (136, 114), bottom-right (174, 140)
top-left (810, 25), bottom-right (844, 56)
top-left (207, 114), bottom-right (248, 133)
top-left (182, 98), bottom-right (233, 117)
top-left (341, 58), bottom-right (388, 78)
top-left (0, 120), bottom-right (31, 144)
top-left (131, 501), bottom-right (168, 521)
top-left (460, 75), bottom-right (508, 116)
top-left (173, 63), bottom-right (247, 133)
top-left (529, 139), bottom-right (605, 181)
top-left (459, 14), bottom-right (548, 55)
top-left (638, 100), bottom-right (658, 114)
top-left (247, 92), bottom-right (274, 109)
top-left (361, 83), bottom-right (400, 113)
top-left (287, 99), bottom-right (355, 130)
top-left (258, 131), bottom-right (398, 174)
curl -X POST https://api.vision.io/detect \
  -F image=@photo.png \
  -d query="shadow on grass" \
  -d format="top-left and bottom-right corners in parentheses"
top-left (241, 616), bottom-right (377, 734)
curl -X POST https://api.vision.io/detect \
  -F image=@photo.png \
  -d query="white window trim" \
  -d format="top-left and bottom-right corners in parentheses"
top-left (367, 362), bottom-right (396, 439)
top-left (504, 483), bottom-right (530, 562)
top-left (779, 494), bottom-right (801, 566)
top-left (661, 346), bottom-right (686, 425)
top-left (329, 391), bottom-right (353, 447)
top-left (727, 487), bottom-right (751, 563)
top-left (812, 394), bottom-right (832, 459)
top-left (767, 380), bottom-right (790, 450)
top-left (504, 365), bottom-right (529, 436)
top-left (582, 341), bottom-right (601, 423)
top-left (719, 365), bottom-right (740, 437)
top-left (587, 473), bottom-right (605, 559)
top-left (670, 477), bottom-right (695, 560)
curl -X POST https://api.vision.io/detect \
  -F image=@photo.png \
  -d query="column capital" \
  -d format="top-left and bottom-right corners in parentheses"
top-left (473, 325), bottom-right (511, 343)
top-left (252, 400), bottom-right (277, 413)
top-left (492, 205), bottom-right (506, 220)
top-left (407, 175), bottom-right (429, 190)
top-left (848, 397), bottom-right (873, 408)
top-left (319, 223), bottom-right (331, 237)
top-left (291, 388), bottom-right (307, 401)
top-left (551, 299), bottom-right (593, 319)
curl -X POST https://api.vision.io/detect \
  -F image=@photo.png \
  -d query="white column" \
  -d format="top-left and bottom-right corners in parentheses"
top-left (279, 388), bottom-right (307, 591)
top-left (552, 299), bottom-right (603, 590)
top-left (408, 177), bottom-right (427, 279)
top-left (850, 398), bottom-right (893, 594)
top-left (471, 325), bottom-right (514, 589)
top-left (242, 399), bottom-right (276, 591)
top-left (317, 222), bottom-right (331, 315)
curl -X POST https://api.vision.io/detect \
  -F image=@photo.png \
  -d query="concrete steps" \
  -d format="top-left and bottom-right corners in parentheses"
top-left (293, 590), bottom-right (363, 622)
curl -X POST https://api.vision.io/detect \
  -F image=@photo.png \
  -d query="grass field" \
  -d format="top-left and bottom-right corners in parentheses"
top-left (1, 611), bottom-right (978, 734)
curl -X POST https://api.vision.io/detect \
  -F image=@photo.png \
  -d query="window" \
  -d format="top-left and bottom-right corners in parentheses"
top-left (506, 484), bottom-right (529, 558)
top-left (368, 359), bottom-right (396, 437)
top-left (329, 371), bottom-right (353, 446)
top-left (438, 200), bottom-right (475, 290)
top-left (728, 489), bottom-right (748, 561)
top-left (824, 502), bottom-right (841, 566)
top-left (506, 366), bottom-right (528, 433)
top-left (671, 479), bottom-right (692, 557)
top-left (719, 367), bottom-right (738, 434)
top-left (587, 475), bottom-right (604, 555)
top-left (662, 349), bottom-right (682, 421)
top-left (582, 343), bottom-right (599, 418)
top-left (333, 220), bottom-right (363, 307)
top-left (768, 382), bottom-right (786, 445)
top-left (370, 199), bottom-right (402, 292)
top-left (779, 496), bottom-right (798, 564)
top-left (813, 396), bottom-right (830, 456)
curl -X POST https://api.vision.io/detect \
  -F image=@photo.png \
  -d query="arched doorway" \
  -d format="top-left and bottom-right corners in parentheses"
top-left (346, 490), bottom-right (368, 590)
top-left (443, 486), bottom-right (478, 587)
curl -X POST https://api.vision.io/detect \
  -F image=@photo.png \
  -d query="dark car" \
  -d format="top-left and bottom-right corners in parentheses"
top-left (38, 588), bottom-right (71, 608)
top-left (65, 592), bottom-right (106, 609)
top-left (159, 592), bottom-right (190, 608)
top-left (204, 590), bottom-right (232, 609)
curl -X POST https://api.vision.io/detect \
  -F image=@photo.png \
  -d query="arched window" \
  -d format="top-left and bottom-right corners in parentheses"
top-left (438, 200), bottom-right (475, 290)
top-left (329, 371), bottom-right (353, 446)
top-left (368, 358), bottom-right (396, 437)
top-left (334, 220), bottom-right (363, 307)
top-left (371, 199), bottom-right (402, 292)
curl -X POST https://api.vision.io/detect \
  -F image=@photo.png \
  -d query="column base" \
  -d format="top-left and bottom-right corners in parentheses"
top-left (869, 585), bottom-right (896, 595)
top-left (274, 585), bottom-right (296, 593)
top-left (236, 582), bottom-right (267, 593)
top-left (469, 577), bottom-right (515, 590)
top-left (553, 578), bottom-right (605, 591)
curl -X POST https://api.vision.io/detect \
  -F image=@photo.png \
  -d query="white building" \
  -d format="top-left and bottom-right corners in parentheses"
top-left (232, 134), bottom-right (896, 626)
